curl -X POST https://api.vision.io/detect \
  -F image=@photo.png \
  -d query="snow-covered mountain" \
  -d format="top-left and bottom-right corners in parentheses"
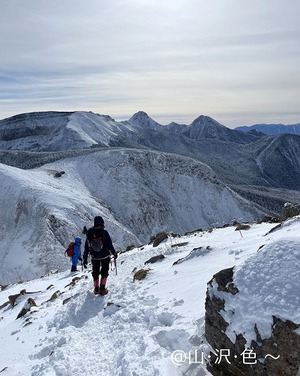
top-left (1, 110), bottom-right (300, 284)
top-left (0, 111), bottom-right (142, 151)
top-left (0, 148), bottom-right (262, 284)
top-left (0, 110), bottom-right (262, 153)
top-left (0, 110), bottom-right (300, 375)
top-left (0, 217), bottom-right (299, 375)
top-left (179, 115), bottom-right (261, 143)
top-left (2, 111), bottom-right (300, 192)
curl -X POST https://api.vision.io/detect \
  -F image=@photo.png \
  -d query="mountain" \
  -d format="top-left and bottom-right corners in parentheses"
top-left (128, 110), bottom-right (162, 130)
top-left (0, 218), bottom-right (299, 375)
top-left (0, 110), bottom-right (300, 375)
top-left (180, 115), bottom-right (262, 143)
top-left (235, 123), bottom-right (300, 136)
top-left (0, 148), bottom-right (262, 284)
top-left (126, 112), bottom-right (263, 144)
top-left (1, 110), bottom-right (300, 196)
top-left (1, 110), bottom-right (300, 283)
top-left (249, 134), bottom-right (300, 190)
top-left (0, 111), bottom-right (145, 151)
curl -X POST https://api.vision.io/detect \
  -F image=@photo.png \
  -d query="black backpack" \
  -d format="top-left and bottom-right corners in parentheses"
top-left (89, 228), bottom-right (105, 253)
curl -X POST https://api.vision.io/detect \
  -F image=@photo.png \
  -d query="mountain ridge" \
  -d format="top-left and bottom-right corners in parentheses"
top-left (236, 122), bottom-right (300, 135)
top-left (1, 110), bottom-right (300, 210)
top-left (1, 110), bottom-right (300, 283)
top-left (0, 147), bottom-right (263, 284)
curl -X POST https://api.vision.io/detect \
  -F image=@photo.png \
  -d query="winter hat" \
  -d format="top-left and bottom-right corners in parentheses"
top-left (94, 216), bottom-right (104, 227)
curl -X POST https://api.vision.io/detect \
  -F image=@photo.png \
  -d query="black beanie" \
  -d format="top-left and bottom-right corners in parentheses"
top-left (94, 216), bottom-right (104, 227)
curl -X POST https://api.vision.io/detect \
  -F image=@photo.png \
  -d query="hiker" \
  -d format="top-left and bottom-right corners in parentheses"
top-left (71, 237), bottom-right (82, 272)
top-left (83, 216), bottom-right (118, 295)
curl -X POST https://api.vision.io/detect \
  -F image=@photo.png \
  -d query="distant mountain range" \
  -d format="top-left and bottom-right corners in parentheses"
top-left (1, 110), bottom-right (300, 283)
top-left (235, 122), bottom-right (300, 135)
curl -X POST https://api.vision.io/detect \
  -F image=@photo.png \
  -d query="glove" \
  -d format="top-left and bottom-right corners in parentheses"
top-left (78, 257), bottom-right (82, 262)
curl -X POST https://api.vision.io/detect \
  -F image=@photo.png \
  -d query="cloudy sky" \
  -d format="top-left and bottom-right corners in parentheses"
top-left (1, 0), bottom-right (300, 127)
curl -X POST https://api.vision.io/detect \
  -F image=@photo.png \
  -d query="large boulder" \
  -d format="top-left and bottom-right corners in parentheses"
top-left (279, 202), bottom-right (300, 222)
top-left (205, 240), bottom-right (300, 376)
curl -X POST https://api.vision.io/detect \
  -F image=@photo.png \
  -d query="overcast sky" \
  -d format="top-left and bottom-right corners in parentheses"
top-left (1, 0), bottom-right (300, 127)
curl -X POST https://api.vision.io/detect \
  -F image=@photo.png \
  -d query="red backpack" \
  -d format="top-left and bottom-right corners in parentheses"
top-left (65, 242), bottom-right (75, 257)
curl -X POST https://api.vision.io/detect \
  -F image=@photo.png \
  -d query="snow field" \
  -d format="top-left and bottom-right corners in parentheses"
top-left (0, 220), bottom-right (298, 375)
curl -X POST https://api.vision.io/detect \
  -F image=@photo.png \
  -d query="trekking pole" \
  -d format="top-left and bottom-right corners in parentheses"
top-left (114, 257), bottom-right (118, 276)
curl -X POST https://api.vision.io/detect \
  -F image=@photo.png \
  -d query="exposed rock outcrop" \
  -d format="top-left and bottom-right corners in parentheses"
top-left (133, 269), bottom-right (150, 282)
top-left (204, 245), bottom-right (300, 376)
top-left (144, 255), bottom-right (165, 264)
top-left (151, 232), bottom-right (169, 247)
top-left (279, 202), bottom-right (300, 222)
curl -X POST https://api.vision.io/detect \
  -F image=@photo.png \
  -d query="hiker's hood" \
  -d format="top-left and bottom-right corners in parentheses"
top-left (94, 216), bottom-right (104, 227)
top-left (75, 237), bottom-right (81, 244)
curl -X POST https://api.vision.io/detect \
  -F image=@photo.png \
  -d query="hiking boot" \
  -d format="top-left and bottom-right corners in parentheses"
top-left (71, 266), bottom-right (77, 272)
top-left (94, 286), bottom-right (100, 294)
top-left (99, 288), bottom-right (108, 295)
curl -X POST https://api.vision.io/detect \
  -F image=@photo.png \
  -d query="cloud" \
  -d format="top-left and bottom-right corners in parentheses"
top-left (0, 0), bottom-right (300, 126)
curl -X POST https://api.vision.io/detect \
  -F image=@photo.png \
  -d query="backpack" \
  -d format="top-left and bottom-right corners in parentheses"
top-left (89, 237), bottom-right (104, 252)
top-left (65, 242), bottom-right (75, 257)
top-left (89, 229), bottom-right (105, 253)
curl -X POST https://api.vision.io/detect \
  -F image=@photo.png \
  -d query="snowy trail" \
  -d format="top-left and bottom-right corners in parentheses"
top-left (2, 221), bottom-right (293, 376)
top-left (27, 249), bottom-right (177, 375)
top-left (27, 232), bottom-right (217, 376)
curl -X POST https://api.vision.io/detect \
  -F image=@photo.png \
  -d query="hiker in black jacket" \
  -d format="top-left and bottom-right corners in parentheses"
top-left (83, 216), bottom-right (117, 295)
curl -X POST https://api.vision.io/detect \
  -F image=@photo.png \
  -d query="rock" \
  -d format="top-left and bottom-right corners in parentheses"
top-left (258, 215), bottom-right (279, 224)
top-left (279, 202), bottom-right (300, 221)
top-left (8, 290), bottom-right (26, 307)
top-left (144, 254), bottom-right (165, 264)
top-left (151, 232), bottom-right (169, 247)
top-left (16, 298), bottom-right (37, 319)
top-left (235, 223), bottom-right (251, 231)
top-left (133, 269), bottom-right (150, 281)
top-left (125, 245), bottom-right (136, 252)
top-left (205, 264), bottom-right (300, 376)
top-left (54, 171), bottom-right (65, 178)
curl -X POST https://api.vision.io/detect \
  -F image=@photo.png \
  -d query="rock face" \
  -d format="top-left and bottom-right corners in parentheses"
top-left (205, 266), bottom-right (300, 376)
top-left (279, 202), bottom-right (300, 221)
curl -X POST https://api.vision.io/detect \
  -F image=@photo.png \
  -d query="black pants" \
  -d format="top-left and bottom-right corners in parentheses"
top-left (92, 258), bottom-right (110, 281)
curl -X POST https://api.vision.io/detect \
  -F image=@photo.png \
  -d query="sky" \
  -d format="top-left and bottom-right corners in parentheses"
top-left (1, 0), bottom-right (300, 128)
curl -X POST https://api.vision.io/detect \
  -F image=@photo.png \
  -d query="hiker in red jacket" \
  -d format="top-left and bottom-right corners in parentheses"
top-left (83, 216), bottom-right (117, 295)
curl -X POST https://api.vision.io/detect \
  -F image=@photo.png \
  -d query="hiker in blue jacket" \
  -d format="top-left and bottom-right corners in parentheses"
top-left (71, 237), bottom-right (82, 272)
top-left (83, 216), bottom-right (117, 295)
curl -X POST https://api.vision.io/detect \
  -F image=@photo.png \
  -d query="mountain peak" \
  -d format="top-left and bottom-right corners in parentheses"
top-left (129, 111), bottom-right (151, 122)
top-left (128, 111), bottom-right (161, 128)
top-left (191, 115), bottom-right (225, 128)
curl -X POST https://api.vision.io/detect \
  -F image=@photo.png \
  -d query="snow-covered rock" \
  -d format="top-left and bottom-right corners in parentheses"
top-left (205, 217), bottom-right (300, 375)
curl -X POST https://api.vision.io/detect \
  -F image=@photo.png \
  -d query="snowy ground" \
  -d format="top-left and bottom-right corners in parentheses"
top-left (0, 219), bottom-right (299, 376)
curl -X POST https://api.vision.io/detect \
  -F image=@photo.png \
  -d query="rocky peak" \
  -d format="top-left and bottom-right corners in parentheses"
top-left (190, 115), bottom-right (225, 129)
top-left (186, 115), bottom-right (238, 141)
top-left (128, 111), bottom-right (161, 129)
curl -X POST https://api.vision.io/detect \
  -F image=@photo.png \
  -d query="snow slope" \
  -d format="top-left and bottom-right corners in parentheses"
top-left (0, 148), bottom-right (263, 284)
top-left (0, 111), bottom-right (139, 151)
top-left (0, 160), bottom-right (139, 285)
top-left (1, 218), bottom-right (299, 376)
